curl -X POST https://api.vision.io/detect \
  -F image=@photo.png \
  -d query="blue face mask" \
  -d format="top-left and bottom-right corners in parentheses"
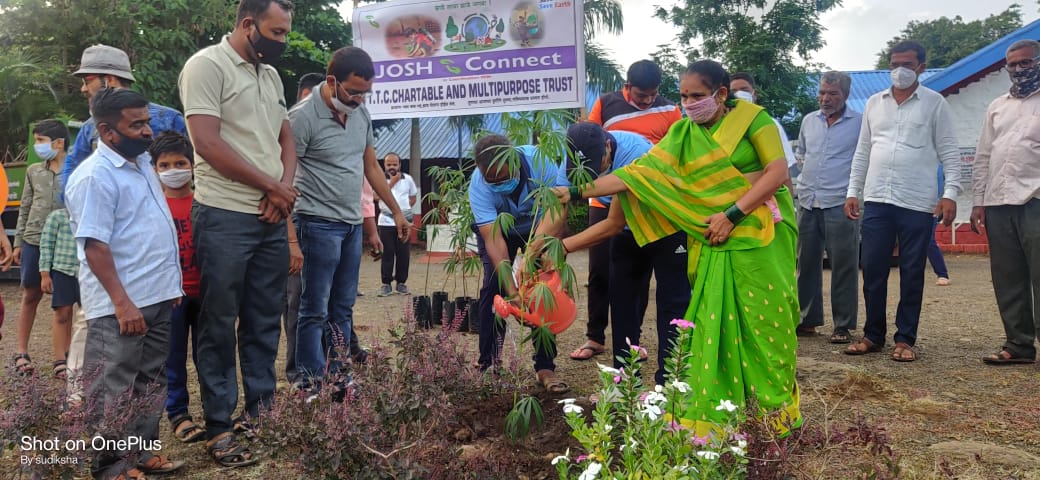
top-left (487, 177), bottom-right (520, 195)
top-left (34, 142), bottom-right (57, 161)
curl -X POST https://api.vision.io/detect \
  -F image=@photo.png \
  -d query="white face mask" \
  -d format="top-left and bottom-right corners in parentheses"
top-left (159, 168), bottom-right (193, 189)
top-left (890, 67), bottom-right (918, 90)
top-left (733, 90), bottom-right (755, 103)
top-left (331, 82), bottom-right (358, 115)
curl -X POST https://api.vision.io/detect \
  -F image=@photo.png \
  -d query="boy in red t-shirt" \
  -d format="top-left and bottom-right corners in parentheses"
top-left (150, 132), bottom-right (205, 443)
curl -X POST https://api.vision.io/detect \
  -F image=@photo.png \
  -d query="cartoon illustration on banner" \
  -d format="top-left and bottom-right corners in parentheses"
top-left (353, 0), bottom-right (586, 120)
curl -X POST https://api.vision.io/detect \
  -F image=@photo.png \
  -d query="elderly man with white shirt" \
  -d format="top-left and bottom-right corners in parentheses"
top-left (973, 39), bottom-right (1040, 366)
top-left (843, 40), bottom-right (960, 363)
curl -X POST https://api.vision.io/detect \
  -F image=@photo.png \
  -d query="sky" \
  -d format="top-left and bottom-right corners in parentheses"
top-left (337, 0), bottom-right (1039, 72)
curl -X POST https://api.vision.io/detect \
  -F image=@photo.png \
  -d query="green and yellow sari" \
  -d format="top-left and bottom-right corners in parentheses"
top-left (614, 100), bottom-right (801, 435)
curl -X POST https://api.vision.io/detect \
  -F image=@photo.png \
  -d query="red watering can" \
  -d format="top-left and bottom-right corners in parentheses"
top-left (493, 270), bottom-right (576, 335)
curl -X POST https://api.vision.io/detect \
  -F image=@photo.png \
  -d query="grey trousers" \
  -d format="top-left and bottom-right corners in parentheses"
top-left (84, 300), bottom-right (172, 478)
top-left (986, 200), bottom-right (1040, 358)
top-left (796, 206), bottom-right (860, 331)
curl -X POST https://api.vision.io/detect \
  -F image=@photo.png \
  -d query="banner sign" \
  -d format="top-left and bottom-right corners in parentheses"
top-left (352, 0), bottom-right (586, 120)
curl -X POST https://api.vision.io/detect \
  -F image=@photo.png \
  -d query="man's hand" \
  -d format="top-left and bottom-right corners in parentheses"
top-left (705, 212), bottom-right (734, 246)
top-left (844, 198), bottom-right (860, 220)
top-left (367, 231), bottom-right (383, 260)
top-left (114, 299), bottom-right (146, 336)
top-left (0, 237), bottom-right (13, 271)
top-left (969, 206), bottom-right (986, 234)
top-left (40, 272), bottom-right (53, 294)
top-left (260, 181), bottom-right (298, 223)
top-left (5, 246), bottom-right (22, 270)
top-left (289, 241), bottom-right (303, 276)
top-left (552, 186), bottom-right (571, 204)
top-left (394, 211), bottom-right (411, 242)
top-left (935, 198), bottom-right (957, 227)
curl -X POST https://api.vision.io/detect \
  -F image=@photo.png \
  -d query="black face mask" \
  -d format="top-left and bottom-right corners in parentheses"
top-left (107, 126), bottom-right (152, 159)
top-left (248, 24), bottom-right (287, 64)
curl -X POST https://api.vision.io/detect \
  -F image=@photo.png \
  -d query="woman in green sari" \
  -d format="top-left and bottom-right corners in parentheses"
top-left (556, 60), bottom-right (800, 435)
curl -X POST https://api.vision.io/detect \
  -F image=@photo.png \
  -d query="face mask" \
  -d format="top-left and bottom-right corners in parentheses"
top-left (1010, 61), bottom-right (1040, 98)
top-left (487, 177), bottom-right (519, 195)
top-left (108, 127), bottom-right (152, 159)
top-left (34, 142), bottom-right (57, 161)
top-left (248, 24), bottom-right (287, 64)
top-left (331, 82), bottom-right (358, 114)
top-left (890, 67), bottom-right (918, 90)
top-left (733, 90), bottom-right (755, 103)
top-left (159, 168), bottom-right (193, 189)
top-left (683, 90), bottom-right (720, 124)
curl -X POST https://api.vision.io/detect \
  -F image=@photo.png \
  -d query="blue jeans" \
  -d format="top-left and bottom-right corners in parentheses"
top-left (192, 203), bottom-right (287, 439)
top-left (166, 296), bottom-right (201, 419)
top-left (295, 214), bottom-right (363, 382)
top-left (860, 202), bottom-right (933, 347)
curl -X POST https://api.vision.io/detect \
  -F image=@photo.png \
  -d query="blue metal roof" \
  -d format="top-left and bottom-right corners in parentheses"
top-left (923, 18), bottom-right (1040, 95)
top-left (374, 87), bottom-right (605, 161)
top-left (808, 69), bottom-right (943, 113)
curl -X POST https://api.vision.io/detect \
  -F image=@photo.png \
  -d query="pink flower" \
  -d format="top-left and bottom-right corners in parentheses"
top-left (691, 434), bottom-right (709, 446)
top-left (670, 319), bottom-right (695, 329)
top-left (732, 433), bottom-right (747, 442)
top-left (625, 337), bottom-right (647, 355)
top-left (667, 420), bottom-right (687, 432)
top-left (576, 454), bottom-right (589, 462)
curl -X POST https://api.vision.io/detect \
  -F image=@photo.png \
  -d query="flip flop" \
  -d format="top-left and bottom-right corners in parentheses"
top-left (138, 455), bottom-right (184, 474)
top-left (982, 350), bottom-right (1035, 365)
top-left (843, 338), bottom-right (882, 355)
top-left (569, 342), bottom-right (605, 361)
top-left (891, 342), bottom-right (916, 362)
top-left (829, 331), bottom-right (852, 344)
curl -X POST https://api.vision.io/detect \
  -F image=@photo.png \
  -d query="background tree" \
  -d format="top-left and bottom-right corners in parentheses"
top-left (649, 43), bottom-right (694, 104)
top-left (583, 0), bottom-right (624, 92)
top-left (655, 0), bottom-right (841, 135)
top-left (874, 4), bottom-right (1024, 69)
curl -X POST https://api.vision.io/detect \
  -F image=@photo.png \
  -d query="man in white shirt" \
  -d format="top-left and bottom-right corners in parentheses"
top-left (843, 40), bottom-right (960, 362)
top-left (972, 39), bottom-right (1040, 366)
top-left (376, 152), bottom-right (418, 296)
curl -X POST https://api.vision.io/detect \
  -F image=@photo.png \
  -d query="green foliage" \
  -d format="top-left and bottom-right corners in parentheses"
top-left (655, 0), bottom-right (840, 135)
top-left (504, 394), bottom-right (544, 442)
top-left (566, 202), bottom-right (589, 236)
top-left (583, 0), bottom-right (624, 90)
top-left (650, 44), bottom-right (694, 105)
top-left (874, 4), bottom-right (1024, 69)
top-left (0, 49), bottom-right (64, 162)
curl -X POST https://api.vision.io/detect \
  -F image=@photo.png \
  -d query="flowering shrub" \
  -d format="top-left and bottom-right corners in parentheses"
top-left (553, 321), bottom-right (750, 479)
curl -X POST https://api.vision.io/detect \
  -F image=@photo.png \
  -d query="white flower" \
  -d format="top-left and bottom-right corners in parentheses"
top-left (643, 390), bottom-right (666, 406)
top-left (563, 403), bottom-right (584, 415)
top-left (696, 450), bottom-right (720, 460)
top-left (730, 446), bottom-right (746, 457)
top-left (558, 398), bottom-right (576, 405)
top-left (670, 380), bottom-right (691, 393)
top-left (578, 461), bottom-right (603, 480)
top-left (641, 403), bottom-right (662, 420)
top-left (716, 399), bottom-right (738, 412)
top-left (654, 384), bottom-right (663, 393)
top-left (603, 423), bottom-right (613, 432)
top-left (596, 364), bottom-right (621, 375)
top-left (551, 449), bottom-right (570, 465)
top-left (737, 439), bottom-right (748, 449)
top-left (619, 437), bottom-right (637, 451)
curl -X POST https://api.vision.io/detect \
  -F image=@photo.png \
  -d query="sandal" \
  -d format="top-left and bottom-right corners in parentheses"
top-left (982, 350), bottom-right (1035, 365)
top-left (829, 330), bottom-right (852, 344)
top-left (170, 413), bottom-right (206, 443)
top-left (891, 342), bottom-right (916, 362)
top-left (233, 416), bottom-right (258, 441)
top-left (795, 326), bottom-right (818, 337)
top-left (569, 342), bottom-right (605, 361)
top-left (138, 454), bottom-right (184, 474)
top-left (536, 369), bottom-right (570, 394)
top-left (12, 353), bottom-right (33, 376)
top-left (52, 360), bottom-right (67, 379)
top-left (207, 432), bottom-right (257, 468)
top-left (109, 467), bottom-right (147, 480)
top-left (843, 338), bottom-right (882, 355)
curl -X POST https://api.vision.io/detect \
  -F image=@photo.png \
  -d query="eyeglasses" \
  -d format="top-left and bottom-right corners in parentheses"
top-left (1007, 56), bottom-right (1039, 71)
top-left (338, 84), bottom-right (368, 103)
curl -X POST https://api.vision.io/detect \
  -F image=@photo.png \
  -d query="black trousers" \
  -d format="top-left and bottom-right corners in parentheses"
top-left (585, 205), bottom-right (611, 345)
top-left (609, 230), bottom-right (690, 385)
top-left (378, 225), bottom-right (411, 285)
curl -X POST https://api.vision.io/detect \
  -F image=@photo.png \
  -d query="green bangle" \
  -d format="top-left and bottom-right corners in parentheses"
top-left (568, 185), bottom-right (582, 201)
top-left (724, 204), bottom-right (746, 225)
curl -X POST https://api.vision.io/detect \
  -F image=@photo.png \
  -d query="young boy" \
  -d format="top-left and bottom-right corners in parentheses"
top-left (149, 131), bottom-right (205, 443)
top-left (38, 207), bottom-right (78, 379)
top-left (7, 119), bottom-right (69, 376)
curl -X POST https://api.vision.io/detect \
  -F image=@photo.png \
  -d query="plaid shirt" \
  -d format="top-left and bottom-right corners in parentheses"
top-left (39, 209), bottom-right (78, 277)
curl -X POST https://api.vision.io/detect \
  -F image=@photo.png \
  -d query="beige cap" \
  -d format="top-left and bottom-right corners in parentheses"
top-left (73, 44), bottom-right (135, 82)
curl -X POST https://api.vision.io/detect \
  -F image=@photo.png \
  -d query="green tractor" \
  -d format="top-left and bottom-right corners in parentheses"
top-left (2, 120), bottom-right (82, 280)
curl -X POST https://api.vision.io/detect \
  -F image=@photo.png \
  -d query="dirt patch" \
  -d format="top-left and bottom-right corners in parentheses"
top-left (4, 253), bottom-right (1040, 478)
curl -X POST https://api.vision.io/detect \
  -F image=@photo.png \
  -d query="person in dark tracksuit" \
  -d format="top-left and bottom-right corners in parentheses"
top-left (561, 122), bottom-right (691, 385)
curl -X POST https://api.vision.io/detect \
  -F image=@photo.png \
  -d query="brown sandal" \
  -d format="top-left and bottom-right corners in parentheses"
top-left (569, 342), bottom-right (605, 360)
top-left (982, 350), bottom-right (1036, 365)
top-left (137, 455), bottom-right (184, 474)
top-left (536, 369), bottom-right (570, 394)
top-left (891, 342), bottom-right (916, 362)
top-left (843, 338), bottom-right (882, 355)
